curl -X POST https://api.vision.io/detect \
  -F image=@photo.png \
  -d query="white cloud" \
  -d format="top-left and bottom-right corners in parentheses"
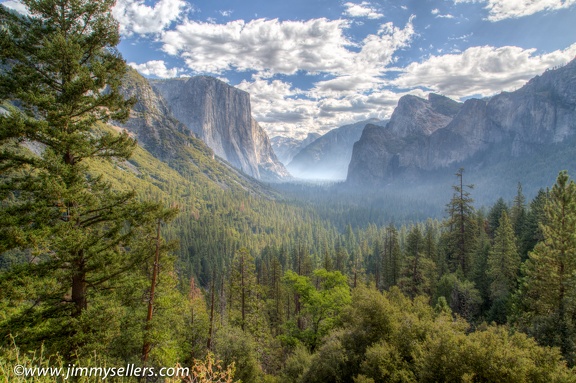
top-left (343, 2), bottom-right (384, 19)
top-left (113, 0), bottom-right (187, 36)
top-left (432, 8), bottom-right (455, 18)
top-left (128, 60), bottom-right (179, 78)
top-left (219, 10), bottom-right (233, 17)
top-left (166, 16), bottom-right (416, 137)
top-left (392, 44), bottom-right (576, 98)
top-left (0, 0), bottom-right (30, 15)
top-left (454, 0), bottom-right (576, 21)
top-left (162, 18), bottom-right (355, 75)
top-left (235, 77), bottom-right (426, 138)
top-left (161, 16), bottom-right (414, 79)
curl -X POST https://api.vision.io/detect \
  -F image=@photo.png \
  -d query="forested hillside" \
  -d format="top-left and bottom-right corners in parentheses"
top-left (1, 1), bottom-right (576, 383)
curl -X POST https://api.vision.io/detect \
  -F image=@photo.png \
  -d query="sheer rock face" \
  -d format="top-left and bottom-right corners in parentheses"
top-left (150, 76), bottom-right (289, 181)
top-left (287, 119), bottom-right (385, 180)
top-left (117, 69), bottom-right (193, 162)
top-left (347, 59), bottom-right (576, 186)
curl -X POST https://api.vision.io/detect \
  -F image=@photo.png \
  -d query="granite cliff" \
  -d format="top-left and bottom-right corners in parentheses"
top-left (116, 69), bottom-right (278, 196)
top-left (347, 59), bottom-right (576, 187)
top-left (150, 76), bottom-right (289, 181)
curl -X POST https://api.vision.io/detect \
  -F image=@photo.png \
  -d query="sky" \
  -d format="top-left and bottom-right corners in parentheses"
top-left (2, 0), bottom-right (576, 139)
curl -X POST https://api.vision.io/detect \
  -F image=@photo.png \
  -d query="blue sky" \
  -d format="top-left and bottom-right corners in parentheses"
top-left (3, 0), bottom-right (576, 138)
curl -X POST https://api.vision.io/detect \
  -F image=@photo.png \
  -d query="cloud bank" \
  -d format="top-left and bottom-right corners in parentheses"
top-left (455, 0), bottom-right (576, 21)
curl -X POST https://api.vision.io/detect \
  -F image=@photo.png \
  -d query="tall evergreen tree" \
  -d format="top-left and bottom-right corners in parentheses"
top-left (444, 168), bottom-right (477, 277)
top-left (515, 171), bottom-right (576, 365)
top-left (487, 211), bottom-right (520, 323)
top-left (487, 198), bottom-right (509, 239)
top-left (382, 224), bottom-right (401, 289)
top-left (0, 0), bottom-right (167, 354)
top-left (519, 188), bottom-right (549, 260)
top-left (398, 225), bottom-right (436, 298)
top-left (511, 183), bottom-right (527, 242)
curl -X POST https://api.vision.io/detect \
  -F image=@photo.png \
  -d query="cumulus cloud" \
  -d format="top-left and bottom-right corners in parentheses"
top-left (183, 16), bottom-right (415, 137)
top-left (128, 60), bottom-right (179, 78)
top-left (162, 18), bottom-right (355, 75)
top-left (343, 2), bottom-right (384, 19)
top-left (454, 0), bottom-right (576, 21)
top-left (113, 0), bottom-right (187, 36)
top-left (392, 44), bottom-right (576, 99)
top-left (235, 76), bottom-right (426, 138)
top-left (161, 16), bottom-right (414, 79)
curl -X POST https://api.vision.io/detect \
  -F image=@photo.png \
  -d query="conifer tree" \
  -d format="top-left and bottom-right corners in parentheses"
top-left (398, 225), bottom-right (436, 298)
top-left (0, 0), bottom-right (167, 354)
top-left (382, 224), bottom-right (401, 289)
top-left (487, 198), bottom-right (509, 238)
top-left (519, 188), bottom-right (549, 259)
top-left (515, 171), bottom-right (576, 365)
top-left (487, 211), bottom-right (520, 323)
top-left (444, 168), bottom-right (477, 277)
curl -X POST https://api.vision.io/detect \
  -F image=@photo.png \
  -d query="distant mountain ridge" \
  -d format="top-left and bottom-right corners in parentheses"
top-left (271, 133), bottom-right (321, 166)
top-left (150, 76), bottom-right (289, 182)
top-left (347, 59), bottom-right (576, 187)
top-left (288, 119), bottom-right (385, 180)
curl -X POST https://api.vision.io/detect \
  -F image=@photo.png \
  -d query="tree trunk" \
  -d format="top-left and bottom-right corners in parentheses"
top-left (142, 219), bottom-right (161, 364)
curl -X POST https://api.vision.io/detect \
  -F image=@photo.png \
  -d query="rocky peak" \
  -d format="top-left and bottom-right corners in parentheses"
top-left (388, 94), bottom-right (459, 137)
top-left (347, 58), bottom-right (576, 187)
top-left (150, 76), bottom-right (289, 181)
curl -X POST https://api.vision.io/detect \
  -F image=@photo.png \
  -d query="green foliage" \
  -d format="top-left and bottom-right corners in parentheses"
top-left (443, 168), bottom-right (477, 277)
top-left (398, 225), bottom-right (436, 299)
top-left (282, 344), bottom-right (312, 383)
top-left (487, 211), bottom-right (520, 323)
top-left (213, 326), bottom-right (261, 383)
top-left (283, 269), bottom-right (351, 350)
top-left (514, 171), bottom-right (576, 365)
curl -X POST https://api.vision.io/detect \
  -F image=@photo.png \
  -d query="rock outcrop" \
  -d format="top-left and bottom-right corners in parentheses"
top-left (288, 119), bottom-right (384, 180)
top-left (117, 68), bottom-right (192, 161)
top-left (347, 59), bottom-right (576, 186)
top-left (150, 76), bottom-right (289, 181)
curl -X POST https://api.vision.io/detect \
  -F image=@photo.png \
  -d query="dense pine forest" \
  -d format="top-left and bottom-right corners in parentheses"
top-left (1, 1), bottom-right (576, 382)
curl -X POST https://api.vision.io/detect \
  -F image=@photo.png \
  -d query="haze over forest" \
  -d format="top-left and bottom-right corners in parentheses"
top-left (1, 1), bottom-right (576, 383)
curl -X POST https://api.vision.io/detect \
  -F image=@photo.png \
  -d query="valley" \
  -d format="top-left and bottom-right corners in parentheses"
top-left (2, 1), bottom-right (576, 382)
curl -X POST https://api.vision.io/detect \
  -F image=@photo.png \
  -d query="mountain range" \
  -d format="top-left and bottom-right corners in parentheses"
top-left (346, 58), bottom-right (576, 198)
top-left (271, 133), bottom-right (321, 166)
top-left (114, 57), bottom-right (576, 204)
top-left (286, 119), bottom-right (384, 180)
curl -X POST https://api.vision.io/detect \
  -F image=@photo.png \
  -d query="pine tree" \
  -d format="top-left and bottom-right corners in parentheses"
top-left (0, 0), bottom-right (168, 354)
top-left (382, 224), bottom-right (401, 289)
top-left (510, 182), bottom-right (527, 241)
top-left (515, 171), bottom-right (576, 365)
top-left (444, 168), bottom-right (477, 277)
top-left (487, 211), bottom-right (520, 323)
top-left (519, 188), bottom-right (549, 260)
top-left (398, 225), bottom-right (436, 298)
top-left (229, 248), bottom-right (259, 333)
top-left (487, 198), bottom-right (509, 238)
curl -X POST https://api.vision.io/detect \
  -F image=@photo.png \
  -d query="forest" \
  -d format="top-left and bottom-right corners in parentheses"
top-left (1, 1), bottom-right (576, 382)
